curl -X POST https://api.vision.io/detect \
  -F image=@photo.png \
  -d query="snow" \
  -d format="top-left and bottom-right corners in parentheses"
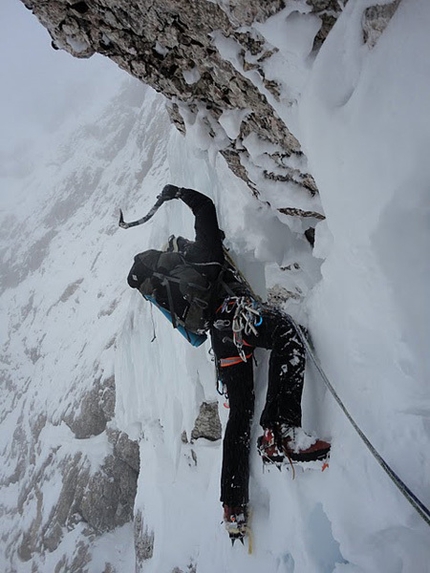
top-left (297, 0), bottom-right (430, 569)
top-left (1, 0), bottom-right (430, 572)
top-left (183, 66), bottom-right (202, 85)
top-left (218, 109), bottom-right (250, 140)
top-left (63, 36), bottom-right (90, 54)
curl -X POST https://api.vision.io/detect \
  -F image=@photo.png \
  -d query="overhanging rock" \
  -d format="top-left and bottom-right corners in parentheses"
top-left (20, 0), bottom-right (348, 217)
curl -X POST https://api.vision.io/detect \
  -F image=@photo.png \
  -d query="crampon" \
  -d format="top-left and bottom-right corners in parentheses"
top-left (257, 427), bottom-right (330, 475)
top-left (223, 505), bottom-right (249, 546)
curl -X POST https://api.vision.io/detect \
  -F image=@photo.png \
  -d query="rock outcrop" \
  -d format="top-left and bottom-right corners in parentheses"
top-left (362, 0), bottom-right (402, 48)
top-left (21, 0), bottom-right (352, 217)
top-left (191, 401), bottom-right (222, 442)
top-left (8, 374), bottom-right (140, 566)
top-left (20, 0), bottom-right (402, 219)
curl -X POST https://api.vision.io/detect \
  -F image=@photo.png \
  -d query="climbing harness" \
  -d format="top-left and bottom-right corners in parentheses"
top-left (218, 297), bottom-right (262, 362)
top-left (219, 353), bottom-right (254, 368)
top-left (287, 315), bottom-right (430, 529)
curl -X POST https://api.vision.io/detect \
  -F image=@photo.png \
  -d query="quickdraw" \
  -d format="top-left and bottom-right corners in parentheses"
top-left (220, 297), bottom-right (262, 362)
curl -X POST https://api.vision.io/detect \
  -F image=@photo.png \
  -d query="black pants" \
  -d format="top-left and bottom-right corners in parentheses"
top-left (210, 304), bottom-right (305, 507)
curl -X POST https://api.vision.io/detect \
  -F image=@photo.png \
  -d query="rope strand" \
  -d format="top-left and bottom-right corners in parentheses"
top-left (288, 316), bottom-right (430, 528)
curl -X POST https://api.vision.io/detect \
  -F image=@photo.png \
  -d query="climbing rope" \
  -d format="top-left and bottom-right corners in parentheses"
top-left (216, 243), bottom-right (430, 526)
top-left (287, 315), bottom-right (430, 528)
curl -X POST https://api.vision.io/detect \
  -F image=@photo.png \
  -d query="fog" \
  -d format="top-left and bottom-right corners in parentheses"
top-left (0, 0), bottom-right (124, 194)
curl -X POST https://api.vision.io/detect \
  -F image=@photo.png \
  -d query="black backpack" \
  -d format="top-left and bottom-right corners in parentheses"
top-left (133, 248), bottom-right (227, 337)
top-left (130, 232), bottom-right (252, 342)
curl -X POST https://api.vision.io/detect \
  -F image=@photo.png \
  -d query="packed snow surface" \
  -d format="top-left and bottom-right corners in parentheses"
top-left (1, 1), bottom-right (430, 572)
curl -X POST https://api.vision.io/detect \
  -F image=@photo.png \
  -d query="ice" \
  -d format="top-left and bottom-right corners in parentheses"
top-left (1, 0), bottom-right (430, 572)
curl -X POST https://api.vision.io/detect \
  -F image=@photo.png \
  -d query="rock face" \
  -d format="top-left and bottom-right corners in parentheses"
top-left (64, 375), bottom-right (115, 439)
top-left (10, 374), bottom-right (140, 565)
top-left (362, 0), bottom-right (402, 48)
top-left (20, 0), bottom-right (351, 215)
top-left (20, 0), bottom-right (402, 216)
top-left (191, 401), bottom-right (222, 442)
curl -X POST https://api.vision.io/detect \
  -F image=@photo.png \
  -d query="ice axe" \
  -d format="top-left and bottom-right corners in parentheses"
top-left (118, 194), bottom-right (166, 229)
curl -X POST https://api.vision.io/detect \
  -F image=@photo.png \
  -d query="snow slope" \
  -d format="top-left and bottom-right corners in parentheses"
top-left (1, 0), bottom-right (430, 572)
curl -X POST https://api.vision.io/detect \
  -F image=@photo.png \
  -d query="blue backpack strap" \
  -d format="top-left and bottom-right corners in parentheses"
top-left (144, 295), bottom-right (207, 347)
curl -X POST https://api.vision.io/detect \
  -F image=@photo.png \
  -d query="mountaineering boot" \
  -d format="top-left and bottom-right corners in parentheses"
top-left (277, 424), bottom-right (330, 462)
top-left (257, 428), bottom-right (284, 464)
top-left (223, 504), bottom-right (248, 543)
top-left (257, 425), bottom-right (330, 464)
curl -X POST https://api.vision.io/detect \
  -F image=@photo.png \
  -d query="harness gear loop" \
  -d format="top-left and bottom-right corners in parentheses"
top-left (219, 353), bottom-right (254, 368)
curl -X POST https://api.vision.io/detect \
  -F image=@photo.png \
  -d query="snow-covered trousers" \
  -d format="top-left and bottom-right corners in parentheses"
top-left (210, 303), bottom-right (305, 507)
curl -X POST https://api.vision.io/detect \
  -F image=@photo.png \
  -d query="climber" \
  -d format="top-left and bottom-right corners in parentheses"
top-left (126, 185), bottom-right (330, 541)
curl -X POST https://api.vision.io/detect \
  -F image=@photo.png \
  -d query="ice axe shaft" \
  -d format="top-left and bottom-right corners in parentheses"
top-left (119, 195), bottom-right (166, 229)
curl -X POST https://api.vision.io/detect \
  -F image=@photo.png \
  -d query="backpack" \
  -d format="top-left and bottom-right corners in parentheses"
top-left (132, 248), bottom-right (227, 346)
top-left (132, 235), bottom-right (252, 345)
top-left (157, 250), bottom-right (220, 335)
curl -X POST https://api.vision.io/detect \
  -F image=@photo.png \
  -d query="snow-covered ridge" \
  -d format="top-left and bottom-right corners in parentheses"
top-left (2, 1), bottom-right (430, 572)
top-left (0, 81), bottom-right (171, 570)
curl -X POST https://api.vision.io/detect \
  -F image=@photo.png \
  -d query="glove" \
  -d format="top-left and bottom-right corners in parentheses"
top-left (160, 184), bottom-right (182, 201)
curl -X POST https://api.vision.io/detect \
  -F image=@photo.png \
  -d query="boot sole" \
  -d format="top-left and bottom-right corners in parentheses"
top-left (287, 447), bottom-right (331, 463)
top-left (259, 449), bottom-right (330, 467)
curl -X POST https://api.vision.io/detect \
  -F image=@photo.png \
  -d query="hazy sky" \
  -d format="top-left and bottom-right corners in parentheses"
top-left (0, 0), bottom-right (124, 156)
